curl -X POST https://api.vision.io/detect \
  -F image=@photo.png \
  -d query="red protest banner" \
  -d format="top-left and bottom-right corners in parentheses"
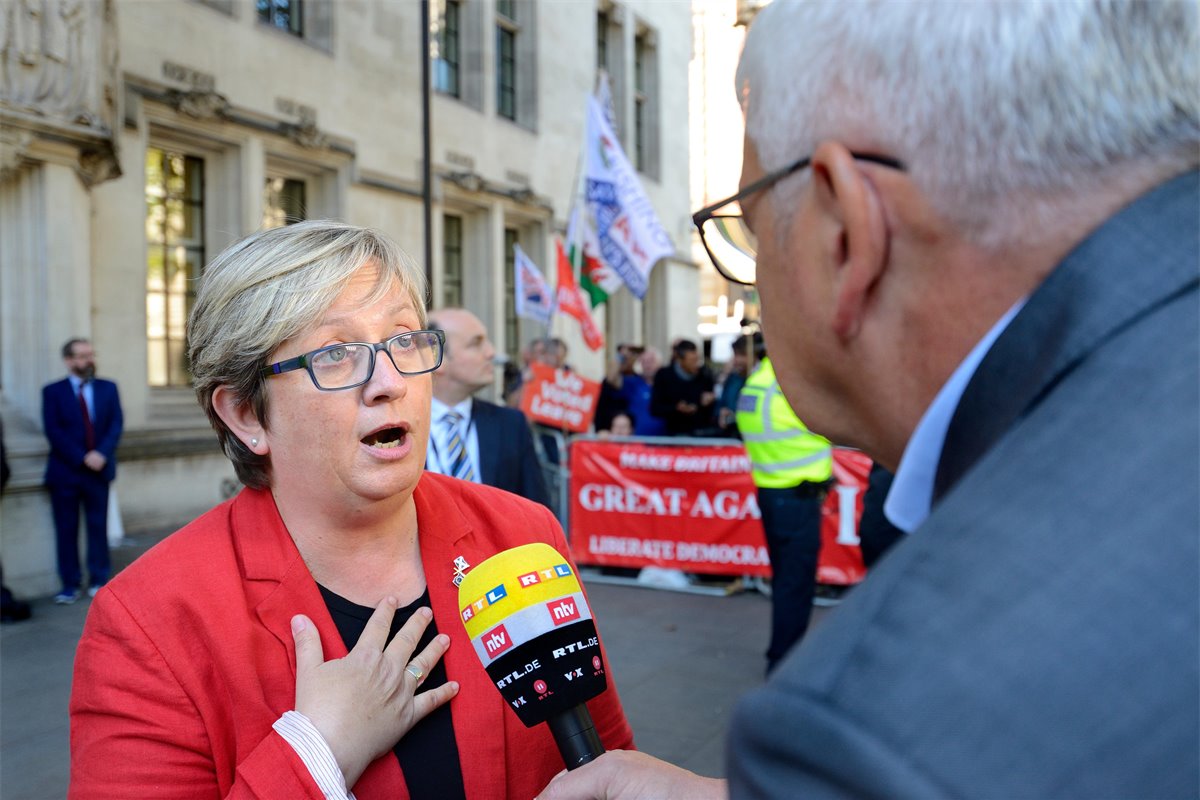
top-left (569, 440), bottom-right (874, 582)
top-left (569, 439), bottom-right (772, 576)
top-left (520, 364), bottom-right (602, 433)
top-left (818, 450), bottom-right (871, 586)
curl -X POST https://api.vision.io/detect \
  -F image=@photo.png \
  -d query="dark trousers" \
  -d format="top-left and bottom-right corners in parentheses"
top-left (759, 485), bottom-right (824, 672)
top-left (858, 464), bottom-right (906, 568)
top-left (50, 475), bottom-right (111, 590)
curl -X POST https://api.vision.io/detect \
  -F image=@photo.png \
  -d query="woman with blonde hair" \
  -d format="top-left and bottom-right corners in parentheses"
top-left (70, 221), bottom-right (632, 799)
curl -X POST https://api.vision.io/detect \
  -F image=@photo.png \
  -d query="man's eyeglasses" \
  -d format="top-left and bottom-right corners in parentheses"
top-left (692, 152), bottom-right (906, 286)
top-left (261, 330), bottom-right (445, 391)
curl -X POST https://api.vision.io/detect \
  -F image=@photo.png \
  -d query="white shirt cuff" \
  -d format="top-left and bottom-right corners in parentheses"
top-left (273, 710), bottom-right (357, 800)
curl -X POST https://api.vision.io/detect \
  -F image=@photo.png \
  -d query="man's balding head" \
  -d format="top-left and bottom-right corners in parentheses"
top-left (430, 308), bottom-right (497, 404)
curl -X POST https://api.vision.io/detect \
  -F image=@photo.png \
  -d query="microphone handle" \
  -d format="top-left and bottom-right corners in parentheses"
top-left (546, 705), bottom-right (605, 770)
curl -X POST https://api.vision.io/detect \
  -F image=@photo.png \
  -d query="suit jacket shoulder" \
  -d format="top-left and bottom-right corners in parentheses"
top-left (471, 398), bottom-right (552, 508)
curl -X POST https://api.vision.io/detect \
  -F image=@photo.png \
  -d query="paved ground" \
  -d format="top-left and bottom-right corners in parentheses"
top-left (0, 532), bottom-right (829, 798)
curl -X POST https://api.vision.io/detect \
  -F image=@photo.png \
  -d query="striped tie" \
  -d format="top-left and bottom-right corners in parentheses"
top-left (443, 411), bottom-right (475, 482)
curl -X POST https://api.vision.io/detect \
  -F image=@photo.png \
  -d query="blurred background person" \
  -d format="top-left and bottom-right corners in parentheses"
top-left (631, 347), bottom-right (667, 437)
top-left (594, 343), bottom-right (643, 433)
top-left (1, 417), bottom-right (32, 624)
top-left (427, 307), bottom-right (551, 509)
top-left (650, 339), bottom-right (717, 437)
top-left (609, 412), bottom-right (634, 438)
top-left (717, 333), bottom-right (756, 437)
top-left (736, 336), bottom-right (833, 673)
top-left (42, 337), bottom-right (123, 604)
top-left (70, 221), bottom-right (632, 798)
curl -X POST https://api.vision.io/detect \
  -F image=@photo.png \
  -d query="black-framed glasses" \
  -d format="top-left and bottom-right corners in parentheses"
top-left (261, 330), bottom-right (446, 391)
top-left (692, 152), bottom-right (906, 286)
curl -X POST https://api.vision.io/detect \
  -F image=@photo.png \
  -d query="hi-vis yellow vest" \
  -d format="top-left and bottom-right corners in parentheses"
top-left (735, 357), bottom-right (833, 489)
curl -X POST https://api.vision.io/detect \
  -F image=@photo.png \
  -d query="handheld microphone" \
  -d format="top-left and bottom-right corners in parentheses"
top-left (458, 543), bottom-right (608, 769)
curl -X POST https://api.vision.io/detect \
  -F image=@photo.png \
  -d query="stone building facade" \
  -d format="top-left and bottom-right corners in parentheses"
top-left (0, 0), bottom-right (695, 596)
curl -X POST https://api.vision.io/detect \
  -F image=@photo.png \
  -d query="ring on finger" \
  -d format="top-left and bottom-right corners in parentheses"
top-left (405, 663), bottom-right (425, 684)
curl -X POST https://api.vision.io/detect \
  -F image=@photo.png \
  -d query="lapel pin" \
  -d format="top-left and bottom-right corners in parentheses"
top-left (453, 555), bottom-right (471, 588)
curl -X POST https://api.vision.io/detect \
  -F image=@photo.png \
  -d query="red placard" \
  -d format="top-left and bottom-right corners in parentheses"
top-left (569, 439), bottom-right (772, 576)
top-left (569, 440), bottom-right (874, 584)
top-left (818, 450), bottom-right (871, 586)
top-left (520, 364), bottom-right (602, 434)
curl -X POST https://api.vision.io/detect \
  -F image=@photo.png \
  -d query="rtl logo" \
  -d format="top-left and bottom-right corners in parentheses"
top-left (547, 598), bottom-right (581, 626)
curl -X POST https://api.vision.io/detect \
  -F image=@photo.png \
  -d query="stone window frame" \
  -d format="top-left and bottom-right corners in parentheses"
top-left (253, 0), bottom-right (335, 54)
top-left (143, 145), bottom-right (207, 390)
top-left (433, 0), bottom-right (463, 98)
top-left (633, 21), bottom-right (660, 181)
top-left (502, 226), bottom-right (521, 361)
top-left (442, 212), bottom-right (466, 308)
top-left (494, 0), bottom-right (537, 130)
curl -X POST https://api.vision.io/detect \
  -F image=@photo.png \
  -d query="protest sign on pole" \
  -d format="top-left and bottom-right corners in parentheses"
top-left (583, 95), bottom-right (675, 299)
top-left (519, 363), bottom-right (602, 433)
top-left (513, 244), bottom-right (555, 326)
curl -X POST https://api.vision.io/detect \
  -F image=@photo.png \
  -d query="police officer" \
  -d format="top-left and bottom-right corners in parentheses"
top-left (736, 335), bottom-right (832, 673)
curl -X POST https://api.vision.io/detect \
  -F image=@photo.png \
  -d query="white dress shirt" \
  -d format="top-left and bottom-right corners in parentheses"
top-left (426, 397), bottom-right (481, 481)
top-left (885, 301), bottom-right (1026, 533)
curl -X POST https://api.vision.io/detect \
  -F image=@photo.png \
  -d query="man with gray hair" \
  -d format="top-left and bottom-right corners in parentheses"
top-left (539, 1), bottom-right (1198, 797)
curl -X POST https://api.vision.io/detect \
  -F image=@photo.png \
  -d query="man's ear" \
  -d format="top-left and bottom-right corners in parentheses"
top-left (212, 385), bottom-right (266, 454)
top-left (809, 141), bottom-right (890, 341)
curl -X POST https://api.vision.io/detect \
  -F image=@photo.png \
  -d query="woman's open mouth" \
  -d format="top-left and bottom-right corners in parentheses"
top-left (361, 426), bottom-right (408, 449)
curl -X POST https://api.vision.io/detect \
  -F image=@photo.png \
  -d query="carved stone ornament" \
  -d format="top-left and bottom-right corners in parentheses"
top-left (0, 130), bottom-right (34, 180)
top-left (0, 0), bottom-right (120, 134)
top-left (286, 120), bottom-right (328, 150)
top-left (76, 142), bottom-right (121, 186)
top-left (169, 89), bottom-right (229, 121)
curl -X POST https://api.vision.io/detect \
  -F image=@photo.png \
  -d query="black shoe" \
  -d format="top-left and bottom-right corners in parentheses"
top-left (1, 599), bottom-right (33, 622)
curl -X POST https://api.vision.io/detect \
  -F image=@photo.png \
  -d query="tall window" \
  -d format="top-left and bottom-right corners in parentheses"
top-left (256, 0), bottom-right (303, 37)
top-left (433, 0), bottom-right (461, 97)
top-left (443, 214), bottom-right (464, 307)
top-left (496, 1), bottom-right (518, 121)
top-left (145, 147), bottom-right (205, 387)
top-left (262, 177), bottom-right (306, 229)
top-left (503, 228), bottom-right (520, 360)
top-left (596, 10), bottom-right (609, 73)
top-left (634, 33), bottom-right (648, 172)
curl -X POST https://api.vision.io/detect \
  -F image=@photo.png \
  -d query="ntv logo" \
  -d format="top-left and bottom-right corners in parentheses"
top-left (547, 597), bottom-right (581, 626)
top-left (483, 624), bottom-right (513, 657)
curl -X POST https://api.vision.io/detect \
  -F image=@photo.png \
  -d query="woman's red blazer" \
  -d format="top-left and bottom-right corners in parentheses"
top-left (70, 473), bottom-right (634, 799)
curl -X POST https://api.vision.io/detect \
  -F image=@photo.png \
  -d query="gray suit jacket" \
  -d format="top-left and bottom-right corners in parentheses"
top-left (728, 171), bottom-right (1199, 799)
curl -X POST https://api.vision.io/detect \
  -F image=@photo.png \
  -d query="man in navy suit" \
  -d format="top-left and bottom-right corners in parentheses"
top-left (426, 309), bottom-right (551, 510)
top-left (42, 338), bottom-right (123, 604)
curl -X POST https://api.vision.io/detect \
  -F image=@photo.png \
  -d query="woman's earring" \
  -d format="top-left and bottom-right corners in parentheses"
top-left (251, 438), bottom-right (259, 447)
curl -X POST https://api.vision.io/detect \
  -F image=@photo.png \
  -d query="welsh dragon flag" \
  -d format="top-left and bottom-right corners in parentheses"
top-left (568, 203), bottom-right (621, 308)
top-left (555, 238), bottom-right (605, 351)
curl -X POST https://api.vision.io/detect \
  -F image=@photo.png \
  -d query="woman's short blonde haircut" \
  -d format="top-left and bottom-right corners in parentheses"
top-left (188, 220), bottom-right (428, 489)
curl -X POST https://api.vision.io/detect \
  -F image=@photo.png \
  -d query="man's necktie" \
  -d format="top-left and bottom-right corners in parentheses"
top-left (443, 411), bottom-right (475, 482)
top-left (78, 384), bottom-right (96, 451)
